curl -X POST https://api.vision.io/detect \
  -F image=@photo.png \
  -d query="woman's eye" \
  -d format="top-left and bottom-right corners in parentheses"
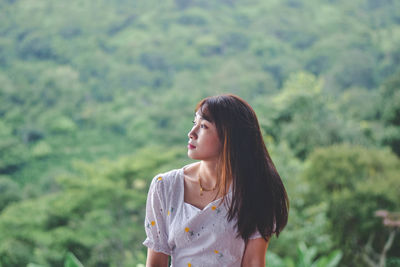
top-left (192, 120), bottom-right (206, 129)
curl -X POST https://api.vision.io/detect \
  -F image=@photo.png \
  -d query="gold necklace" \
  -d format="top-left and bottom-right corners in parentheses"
top-left (198, 175), bottom-right (217, 196)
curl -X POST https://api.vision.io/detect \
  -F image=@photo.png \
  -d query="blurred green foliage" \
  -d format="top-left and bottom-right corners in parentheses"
top-left (0, 146), bottom-right (185, 266)
top-left (303, 145), bottom-right (400, 265)
top-left (27, 252), bottom-right (83, 267)
top-left (267, 242), bottom-right (342, 267)
top-left (0, 0), bottom-right (399, 266)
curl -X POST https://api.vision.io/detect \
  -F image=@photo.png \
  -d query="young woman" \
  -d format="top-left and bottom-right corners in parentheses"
top-left (143, 94), bottom-right (289, 267)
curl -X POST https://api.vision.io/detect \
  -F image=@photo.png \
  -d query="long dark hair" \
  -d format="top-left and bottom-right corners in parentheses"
top-left (195, 94), bottom-right (289, 241)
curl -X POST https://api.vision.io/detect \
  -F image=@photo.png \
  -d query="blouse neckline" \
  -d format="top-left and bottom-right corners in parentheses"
top-left (179, 163), bottom-right (231, 212)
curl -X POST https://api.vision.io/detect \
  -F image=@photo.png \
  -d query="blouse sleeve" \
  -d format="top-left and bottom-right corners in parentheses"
top-left (249, 221), bottom-right (277, 240)
top-left (249, 230), bottom-right (262, 240)
top-left (142, 175), bottom-right (171, 255)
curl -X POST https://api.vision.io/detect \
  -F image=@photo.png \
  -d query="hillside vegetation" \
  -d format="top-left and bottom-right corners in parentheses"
top-left (0, 0), bottom-right (399, 266)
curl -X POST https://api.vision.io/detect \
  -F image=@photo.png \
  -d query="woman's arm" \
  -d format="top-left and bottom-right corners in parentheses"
top-left (241, 237), bottom-right (269, 267)
top-left (146, 248), bottom-right (169, 267)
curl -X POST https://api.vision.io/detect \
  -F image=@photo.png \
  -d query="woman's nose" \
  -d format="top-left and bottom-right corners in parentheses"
top-left (188, 127), bottom-right (198, 139)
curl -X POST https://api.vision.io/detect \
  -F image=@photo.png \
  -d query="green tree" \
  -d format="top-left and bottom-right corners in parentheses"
top-left (378, 72), bottom-right (400, 156)
top-left (0, 146), bottom-right (184, 267)
top-left (0, 120), bottom-right (30, 174)
top-left (0, 176), bottom-right (21, 212)
top-left (265, 72), bottom-right (343, 159)
top-left (302, 145), bottom-right (400, 266)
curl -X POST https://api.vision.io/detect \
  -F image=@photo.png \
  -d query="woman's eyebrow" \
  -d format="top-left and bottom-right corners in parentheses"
top-left (194, 113), bottom-right (203, 121)
top-left (196, 117), bottom-right (211, 123)
top-left (194, 112), bottom-right (213, 124)
top-left (195, 112), bottom-right (212, 122)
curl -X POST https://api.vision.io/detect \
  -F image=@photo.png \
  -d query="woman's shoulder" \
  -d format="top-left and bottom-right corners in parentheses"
top-left (152, 162), bottom-right (197, 182)
top-left (149, 162), bottom-right (199, 193)
top-left (151, 168), bottom-right (181, 185)
top-left (149, 164), bottom-right (188, 191)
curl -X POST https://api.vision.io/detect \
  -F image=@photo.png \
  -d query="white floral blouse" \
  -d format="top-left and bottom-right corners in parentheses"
top-left (143, 163), bottom-right (261, 267)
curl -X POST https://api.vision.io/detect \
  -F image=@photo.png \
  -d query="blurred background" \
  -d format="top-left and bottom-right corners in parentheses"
top-left (0, 0), bottom-right (399, 266)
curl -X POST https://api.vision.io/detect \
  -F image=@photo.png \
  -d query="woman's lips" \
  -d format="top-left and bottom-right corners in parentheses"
top-left (188, 144), bottom-right (196, 149)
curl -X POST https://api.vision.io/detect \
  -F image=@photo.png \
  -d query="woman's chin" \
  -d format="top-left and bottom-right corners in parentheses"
top-left (187, 152), bottom-right (197, 160)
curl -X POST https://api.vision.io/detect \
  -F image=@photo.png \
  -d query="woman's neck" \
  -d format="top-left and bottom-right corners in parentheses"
top-left (198, 160), bottom-right (218, 189)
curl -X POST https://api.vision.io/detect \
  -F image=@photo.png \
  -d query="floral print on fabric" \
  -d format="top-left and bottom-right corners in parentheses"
top-left (143, 164), bottom-right (262, 267)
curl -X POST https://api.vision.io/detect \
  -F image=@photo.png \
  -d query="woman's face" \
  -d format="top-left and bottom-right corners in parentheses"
top-left (187, 111), bottom-right (222, 162)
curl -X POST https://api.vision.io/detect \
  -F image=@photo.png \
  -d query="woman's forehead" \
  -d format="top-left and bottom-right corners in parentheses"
top-left (195, 112), bottom-right (208, 120)
top-left (195, 111), bottom-right (213, 123)
top-left (195, 105), bottom-right (213, 122)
